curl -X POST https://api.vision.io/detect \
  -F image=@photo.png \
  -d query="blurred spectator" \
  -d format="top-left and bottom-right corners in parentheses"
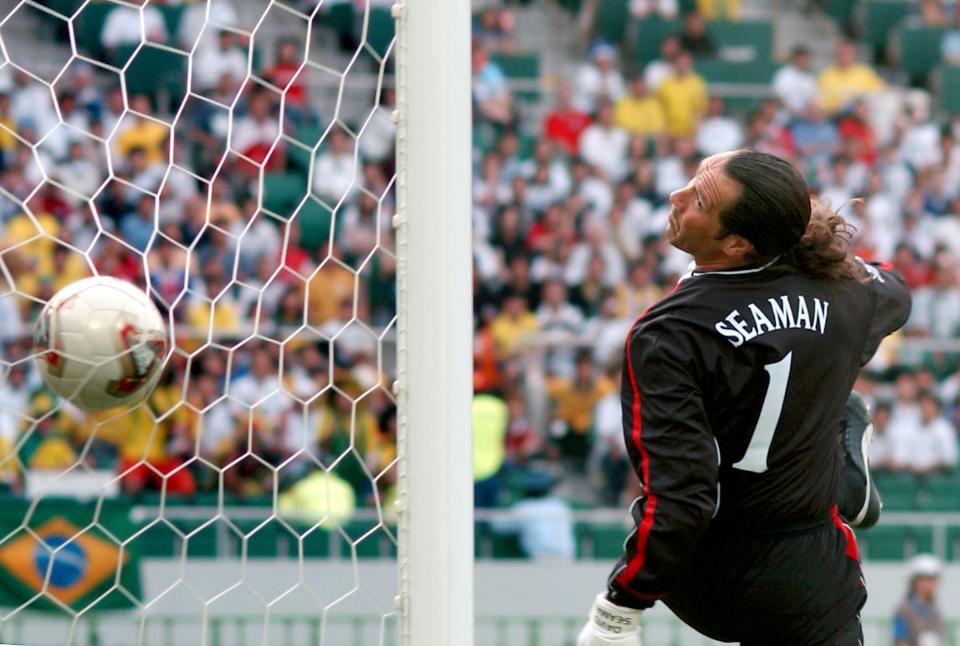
top-left (100, 1), bottom-right (167, 55)
top-left (543, 81), bottom-right (592, 156)
top-left (657, 50), bottom-right (707, 138)
top-left (490, 291), bottom-right (540, 356)
top-left (941, 12), bottom-right (960, 66)
top-left (772, 46), bottom-right (817, 116)
top-left (644, 35), bottom-right (680, 92)
top-left (867, 400), bottom-right (895, 471)
top-left (474, 6), bottom-right (516, 52)
top-left (906, 0), bottom-right (949, 28)
top-left (908, 255), bottom-right (960, 339)
top-left (893, 555), bottom-right (948, 646)
top-left (473, 389), bottom-right (509, 508)
top-left (696, 96), bottom-right (744, 156)
top-left (193, 30), bottom-right (249, 94)
top-left (817, 41), bottom-right (885, 114)
top-left (614, 75), bottom-right (666, 142)
top-left (629, 0), bottom-right (678, 19)
top-left (359, 87), bottom-right (396, 165)
top-left (579, 101), bottom-right (630, 182)
top-left (265, 38), bottom-right (308, 121)
top-left (312, 128), bottom-right (357, 204)
top-left (790, 102), bottom-right (841, 170)
top-left (678, 12), bottom-right (716, 59)
top-left (573, 41), bottom-right (625, 114)
top-left (545, 351), bottom-right (614, 468)
top-left (472, 41), bottom-right (514, 127)
top-left (537, 278), bottom-right (584, 377)
top-left (230, 88), bottom-right (285, 175)
top-left (178, 0), bottom-right (239, 52)
top-left (121, 194), bottom-right (157, 253)
top-left (116, 94), bottom-right (169, 167)
top-left (696, 0), bottom-right (741, 21)
top-left (894, 391), bottom-right (958, 474)
top-left (489, 472), bottom-right (576, 559)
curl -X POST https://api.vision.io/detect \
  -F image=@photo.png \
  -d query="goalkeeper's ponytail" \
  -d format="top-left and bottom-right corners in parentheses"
top-left (717, 150), bottom-right (865, 281)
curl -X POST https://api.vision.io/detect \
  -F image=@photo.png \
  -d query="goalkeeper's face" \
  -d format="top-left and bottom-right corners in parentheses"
top-left (666, 153), bottom-right (743, 264)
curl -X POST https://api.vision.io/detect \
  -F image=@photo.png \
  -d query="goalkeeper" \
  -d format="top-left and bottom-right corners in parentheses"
top-left (578, 151), bottom-right (910, 645)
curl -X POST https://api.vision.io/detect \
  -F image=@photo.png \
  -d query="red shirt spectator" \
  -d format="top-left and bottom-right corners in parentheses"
top-left (543, 82), bottom-right (592, 156)
top-left (267, 39), bottom-right (308, 107)
top-left (838, 102), bottom-right (877, 166)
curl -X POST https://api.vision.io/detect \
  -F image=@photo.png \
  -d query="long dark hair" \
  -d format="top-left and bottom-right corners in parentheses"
top-left (718, 150), bottom-right (864, 281)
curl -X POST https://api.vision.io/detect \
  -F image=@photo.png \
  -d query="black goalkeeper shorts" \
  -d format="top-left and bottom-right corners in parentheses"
top-left (663, 514), bottom-right (867, 645)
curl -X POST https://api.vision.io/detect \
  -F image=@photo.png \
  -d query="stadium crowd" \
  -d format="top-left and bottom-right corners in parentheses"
top-left (0, 0), bottom-right (954, 521)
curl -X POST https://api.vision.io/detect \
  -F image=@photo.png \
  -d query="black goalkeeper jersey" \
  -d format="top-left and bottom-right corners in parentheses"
top-left (606, 259), bottom-right (911, 609)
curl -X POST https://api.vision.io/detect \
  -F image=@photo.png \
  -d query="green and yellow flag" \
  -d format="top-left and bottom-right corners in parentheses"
top-left (0, 498), bottom-right (141, 611)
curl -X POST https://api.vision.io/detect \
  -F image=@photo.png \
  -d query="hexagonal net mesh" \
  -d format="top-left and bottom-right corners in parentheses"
top-left (0, 1), bottom-right (399, 643)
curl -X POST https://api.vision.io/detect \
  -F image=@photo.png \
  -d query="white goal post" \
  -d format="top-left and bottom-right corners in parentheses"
top-left (394, 0), bottom-right (474, 644)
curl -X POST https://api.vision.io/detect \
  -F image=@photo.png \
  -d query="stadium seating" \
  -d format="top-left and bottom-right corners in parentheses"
top-left (707, 20), bottom-right (773, 63)
top-left (863, 0), bottom-right (913, 59)
top-left (875, 471), bottom-right (921, 510)
top-left (364, 7), bottom-right (395, 60)
top-left (856, 525), bottom-right (935, 560)
top-left (263, 172), bottom-right (310, 218)
top-left (632, 16), bottom-right (682, 65)
top-left (899, 25), bottom-right (950, 82)
top-left (941, 65), bottom-right (960, 114)
top-left (594, 0), bottom-right (630, 46)
top-left (490, 52), bottom-right (542, 102)
top-left (120, 44), bottom-right (189, 106)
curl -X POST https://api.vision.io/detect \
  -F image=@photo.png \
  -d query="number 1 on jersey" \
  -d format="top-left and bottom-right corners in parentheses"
top-left (732, 352), bottom-right (793, 474)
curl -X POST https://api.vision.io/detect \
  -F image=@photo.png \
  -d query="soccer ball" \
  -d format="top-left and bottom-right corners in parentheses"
top-left (33, 276), bottom-right (168, 412)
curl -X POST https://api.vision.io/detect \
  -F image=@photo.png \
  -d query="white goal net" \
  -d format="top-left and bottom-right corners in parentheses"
top-left (0, 0), bottom-right (474, 643)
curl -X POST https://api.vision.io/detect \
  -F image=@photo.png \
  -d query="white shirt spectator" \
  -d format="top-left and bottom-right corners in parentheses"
top-left (100, 4), bottom-right (167, 50)
top-left (197, 398), bottom-right (235, 456)
top-left (0, 375), bottom-right (29, 444)
top-left (772, 64), bottom-right (818, 115)
top-left (489, 495), bottom-right (576, 559)
top-left (696, 115), bottom-right (744, 156)
top-left (192, 40), bottom-right (248, 91)
top-left (579, 123), bottom-right (630, 182)
top-left (629, 0), bottom-right (678, 17)
top-left (895, 416), bottom-right (959, 473)
top-left (229, 372), bottom-right (290, 424)
top-left (577, 175), bottom-right (614, 219)
top-left (909, 285), bottom-right (960, 339)
top-left (312, 149), bottom-right (358, 203)
top-left (899, 121), bottom-right (942, 170)
top-left (359, 104), bottom-right (396, 164)
top-left (573, 64), bottom-right (625, 114)
top-left (564, 240), bottom-right (626, 287)
top-left (934, 215), bottom-right (960, 260)
top-left (644, 59), bottom-right (674, 92)
top-left (230, 113), bottom-right (280, 159)
top-left (654, 155), bottom-right (689, 200)
top-left (178, 0), bottom-right (239, 51)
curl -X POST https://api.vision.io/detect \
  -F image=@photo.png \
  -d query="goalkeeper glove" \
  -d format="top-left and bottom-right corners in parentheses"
top-left (576, 592), bottom-right (644, 646)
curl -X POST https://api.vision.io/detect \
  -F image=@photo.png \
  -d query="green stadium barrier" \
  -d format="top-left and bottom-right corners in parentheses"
top-left (695, 59), bottom-right (775, 84)
top-left (632, 16), bottom-right (681, 66)
top-left (864, 0), bottom-right (912, 58)
top-left (900, 25), bottom-right (950, 80)
top-left (857, 524), bottom-right (934, 560)
top-left (941, 64), bottom-right (960, 115)
top-left (490, 52), bottom-right (541, 102)
top-left (595, 0), bottom-right (630, 46)
top-left (707, 20), bottom-right (773, 63)
top-left (875, 471), bottom-right (921, 511)
top-left (262, 171), bottom-right (309, 218)
top-left (919, 473), bottom-right (960, 512)
top-left (364, 6), bottom-right (395, 60)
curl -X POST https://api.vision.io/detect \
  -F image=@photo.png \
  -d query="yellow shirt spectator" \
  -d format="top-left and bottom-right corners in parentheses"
top-left (115, 119), bottom-right (169, 166)
top-left (473, 393), bottom-right (507, 481)
top-left (4, 212), bottom-right (60, 296)
top-left (28, 436), bottom-right (77, 470)
top-left (817, 64), bottom-right (885, 113)
top-left (308, 260), bottom-right (355, 325)
top-left (547, 375), bottom-right (615, 435)
top-left (658, 68), bottom-right (708, 138)
top-left (489, 293), bottom-right (540, 355)
top-left (0, 114), bottom-right (16, 154)
top-left (614, 84), bottom-right (666, 137)
top-left (697, 0), bottom-right (741, 20)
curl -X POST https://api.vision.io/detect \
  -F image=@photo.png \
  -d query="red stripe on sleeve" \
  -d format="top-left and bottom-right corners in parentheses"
top-left (615, 324), bottom-right (658, 588)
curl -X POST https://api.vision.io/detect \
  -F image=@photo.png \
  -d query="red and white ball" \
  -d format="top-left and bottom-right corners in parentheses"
top-left (33, 276), bottom-right (168, 412)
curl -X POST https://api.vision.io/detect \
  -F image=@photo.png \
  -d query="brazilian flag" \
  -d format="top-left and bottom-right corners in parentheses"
top-left (0, 497), bottom-right (141, 611)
